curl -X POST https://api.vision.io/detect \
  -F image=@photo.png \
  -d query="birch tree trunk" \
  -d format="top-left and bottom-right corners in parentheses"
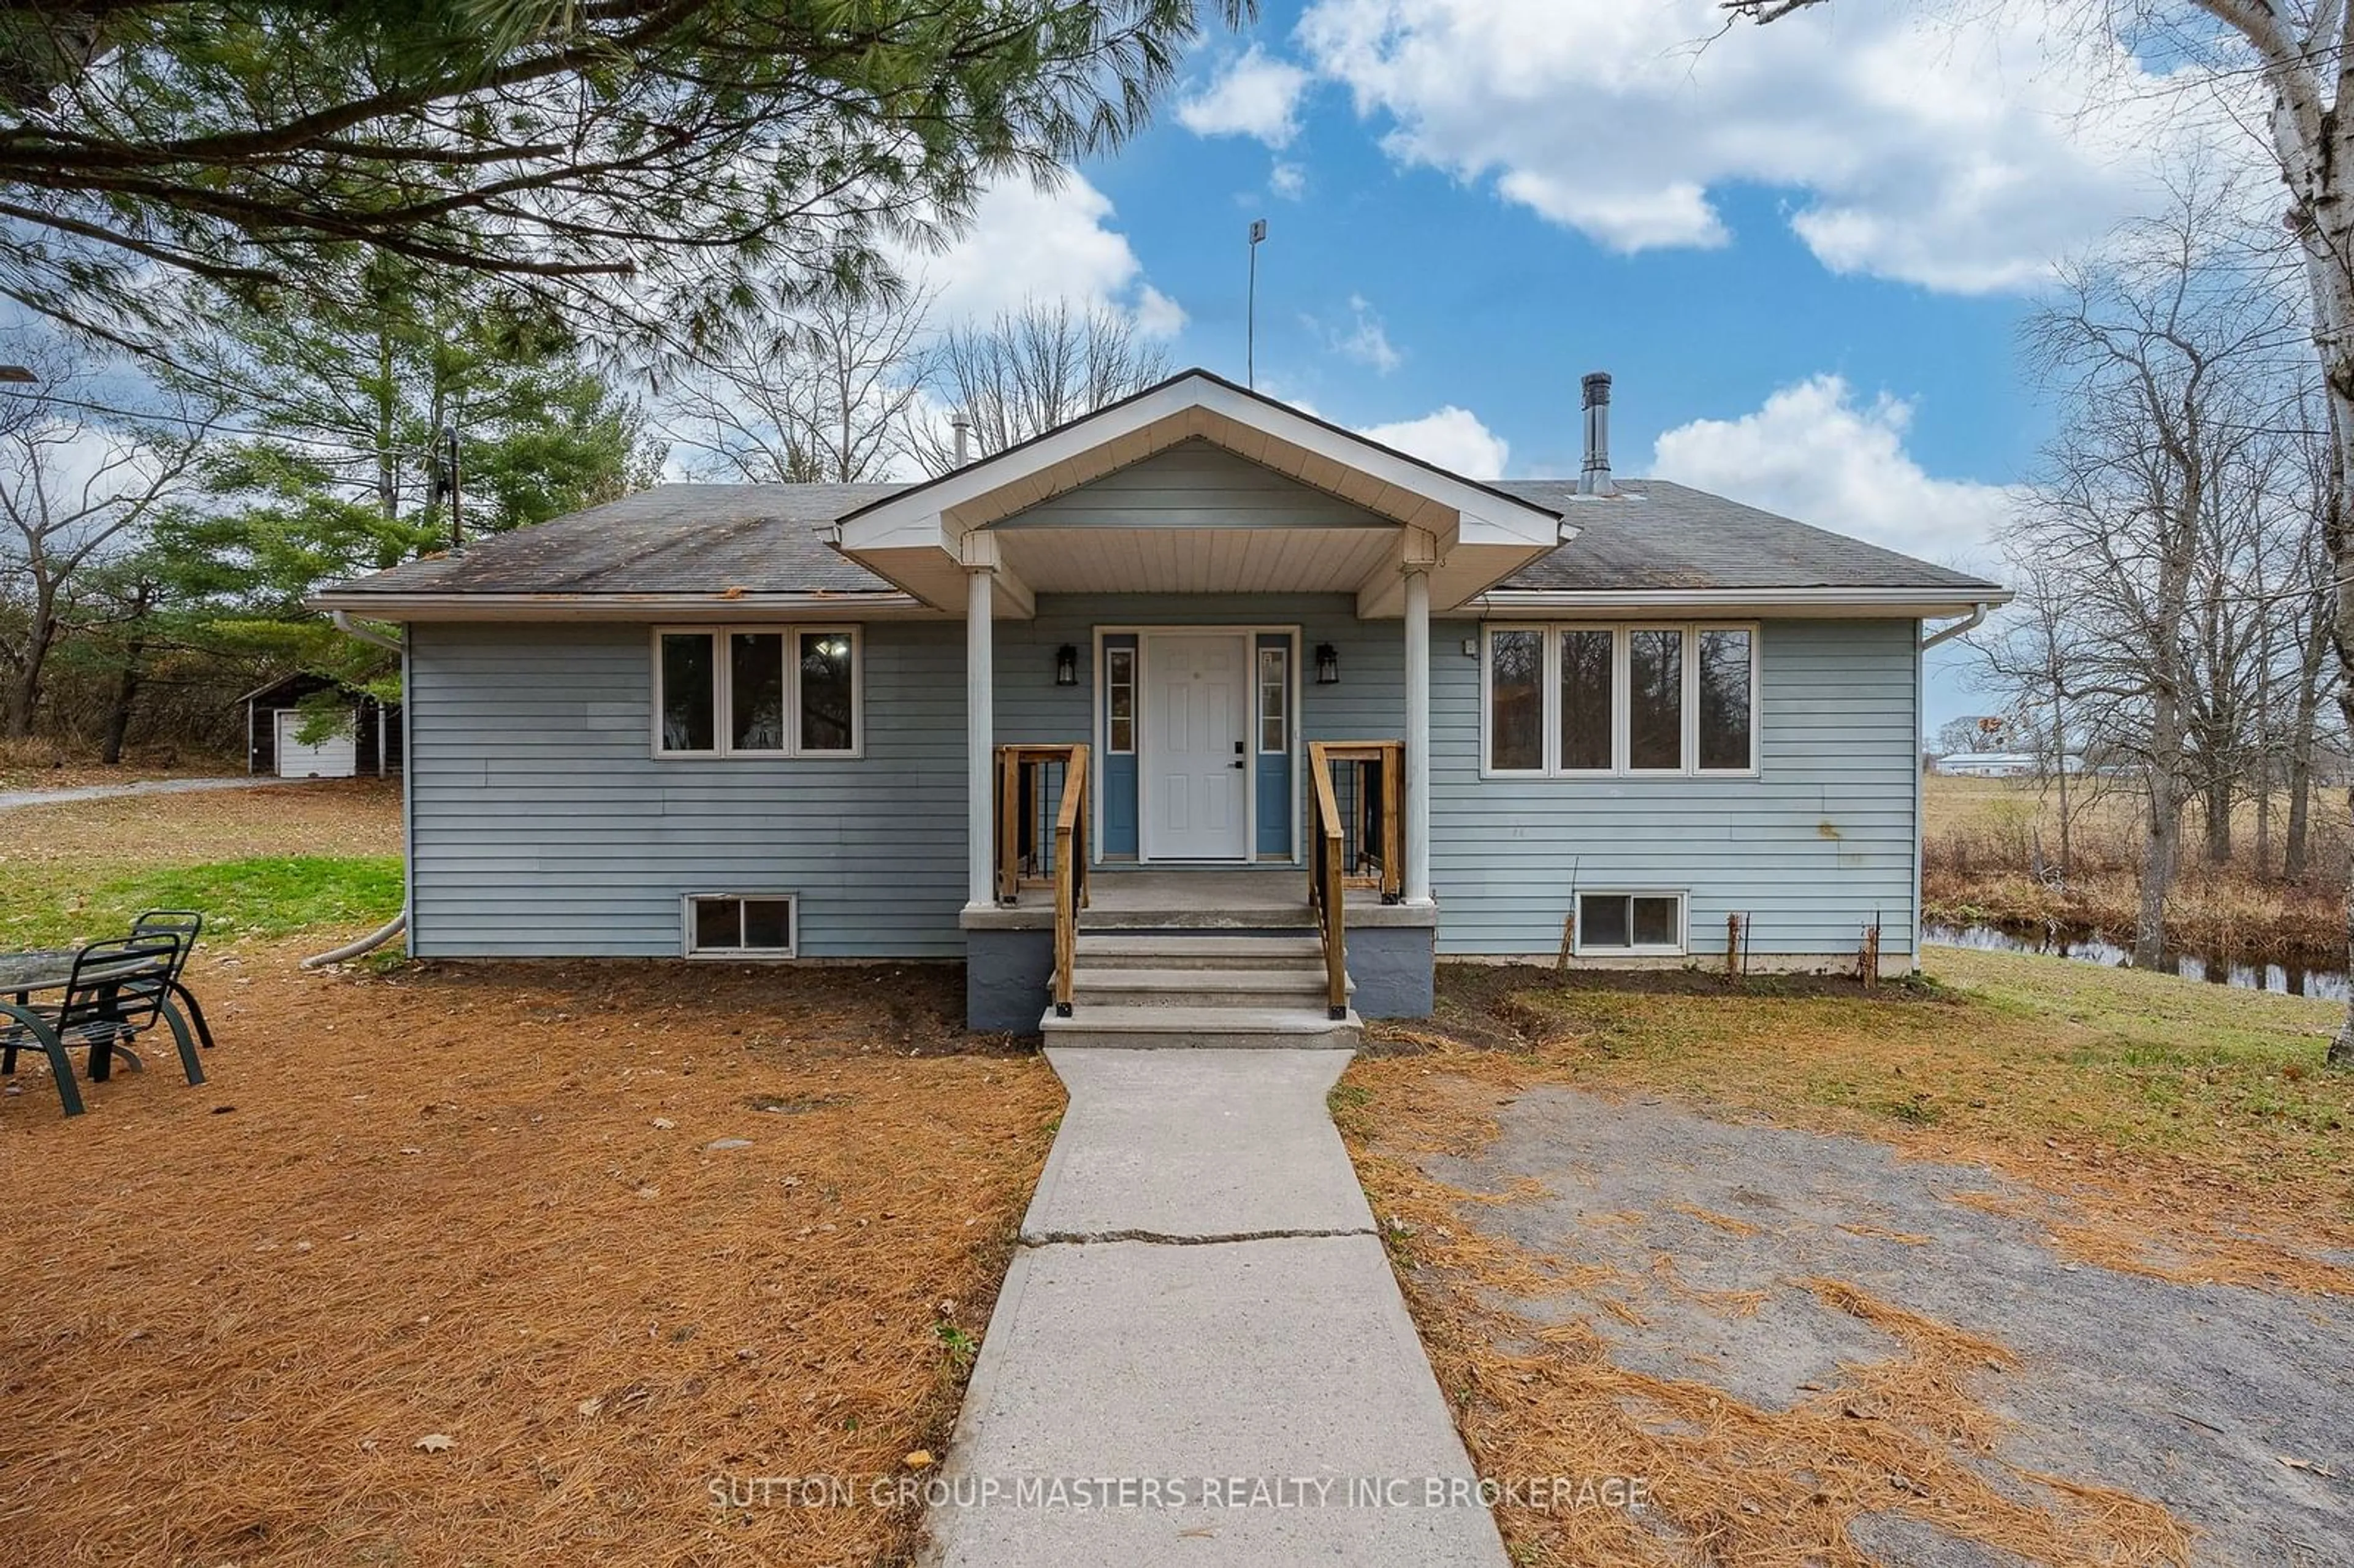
top-left (2207, 0), bottom-right (2354, 1060)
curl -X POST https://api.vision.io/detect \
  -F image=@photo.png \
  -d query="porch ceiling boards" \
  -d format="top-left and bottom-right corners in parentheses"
top-left (989, 523), bottom-right (1400, 596)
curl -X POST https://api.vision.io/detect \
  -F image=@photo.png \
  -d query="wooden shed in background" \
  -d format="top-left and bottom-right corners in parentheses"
top-left (242, 674), bottom-right (403, 778)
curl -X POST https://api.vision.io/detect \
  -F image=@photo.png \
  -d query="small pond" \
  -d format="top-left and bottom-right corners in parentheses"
top-left (1924, 923), bottom-right (2351, 1003)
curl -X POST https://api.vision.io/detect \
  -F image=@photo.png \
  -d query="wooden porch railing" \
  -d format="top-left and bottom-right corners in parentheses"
top-left (994, 743), bottom-right (1090, 1016)
top-left (1312, 740), bottom-right (1404, 900)
top-left (1307, 740), bottom-right (1403, 1021)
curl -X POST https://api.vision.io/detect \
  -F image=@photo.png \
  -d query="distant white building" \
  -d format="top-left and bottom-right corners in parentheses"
top-left (1933, 751), bottom-right (2081, 778)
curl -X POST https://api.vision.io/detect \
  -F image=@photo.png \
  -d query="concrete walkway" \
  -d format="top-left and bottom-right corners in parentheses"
top-left (0, 775), bottom-right (326, 813)
top-left (927, 1049), bottom-right (1508, 1567)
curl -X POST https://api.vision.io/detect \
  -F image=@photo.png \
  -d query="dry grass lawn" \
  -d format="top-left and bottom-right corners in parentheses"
top-left (0, 786), bottom-right (1061, 1567)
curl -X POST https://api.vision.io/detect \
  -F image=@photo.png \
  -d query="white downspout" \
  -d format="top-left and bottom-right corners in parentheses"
top-left (305, 609), bottom-right (411, 967)
top-left (330, 609), bottom-right (405, 653)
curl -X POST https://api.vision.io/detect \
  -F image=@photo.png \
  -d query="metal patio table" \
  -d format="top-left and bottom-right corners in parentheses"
top-left (1, 948), bottom-right (151, 1074)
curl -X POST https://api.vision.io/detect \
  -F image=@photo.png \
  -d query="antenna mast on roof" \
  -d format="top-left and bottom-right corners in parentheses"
top-left (432, 420), bottom-right (464, 554)
top-left (1247, 218), bottom-right (1267, 390)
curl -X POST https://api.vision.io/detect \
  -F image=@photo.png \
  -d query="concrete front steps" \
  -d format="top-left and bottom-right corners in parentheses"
top-left (1038, 931), bottom-right (1362, 1048)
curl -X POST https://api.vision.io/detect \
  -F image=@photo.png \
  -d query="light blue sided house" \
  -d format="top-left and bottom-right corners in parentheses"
top-left (314, 370), bottom-right (2008, 1041)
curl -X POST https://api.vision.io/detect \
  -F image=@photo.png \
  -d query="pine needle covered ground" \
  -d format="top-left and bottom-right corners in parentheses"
top-left (0, 785), bottom-right (1061, 1566)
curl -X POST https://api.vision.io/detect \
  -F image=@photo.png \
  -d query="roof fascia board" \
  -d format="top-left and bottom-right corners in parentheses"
top-left (305, 591), bottom-right (937, 622)
top-left (1470, 587), bottom-right (2015, 616)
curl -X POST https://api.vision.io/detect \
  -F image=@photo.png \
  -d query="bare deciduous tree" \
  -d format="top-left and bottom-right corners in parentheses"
top-left (1998, 181), bottom-right (2299, 965)
top-left (0, 338), bottom-right (210, 737)
top-left (663, 291), bottom-right (931, 485)
top-left (916, 300), bottom-right (1171, 472)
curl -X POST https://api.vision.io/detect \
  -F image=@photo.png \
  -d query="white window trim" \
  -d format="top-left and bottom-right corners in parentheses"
top-left (1573, 889), bottom-right (1688, 957)
top-left (1257, 642), bottom-right (1290, 755)
top-left (1480, 625), bottom-right (1552, 777)
top-left (1623, 623), bottom-right (1690, 778)
top-left (651, 625), bottom-right (865, 759)
top-left (1693, 625), bottom-right (1761, 775)
top-left (1105, 644), bottom-right (1137, 756)
top-left (1553, 625), bottom-right (1618, 777)
top-left (1480, 622), bottom-right (1759, 780)
top-left (682, 892), bottom-right (799, 959)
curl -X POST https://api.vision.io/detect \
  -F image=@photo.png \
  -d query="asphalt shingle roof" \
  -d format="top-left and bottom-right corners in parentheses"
top-left (1490, 479), bottom-right (1999, 594)
top-left (322, 476), bottom-right (2000, 600)
top-left (332, 483), bottom-right (907, 598)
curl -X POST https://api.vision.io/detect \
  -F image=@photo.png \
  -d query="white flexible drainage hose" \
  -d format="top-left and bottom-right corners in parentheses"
top-left (300, 909), bottom-right (409, 970)
top-left (305, 611), bottom-right (414, 971)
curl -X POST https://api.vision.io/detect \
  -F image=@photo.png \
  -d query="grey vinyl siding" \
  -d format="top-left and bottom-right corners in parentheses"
top-left (405, 620), bottom-right (966, 958)
top-left (403, 609), bottom-right (1918, 962)
top-left (999, 440), bottom-right (1390, 531)
top-left (1430, 617), bottom-right (1921, 959)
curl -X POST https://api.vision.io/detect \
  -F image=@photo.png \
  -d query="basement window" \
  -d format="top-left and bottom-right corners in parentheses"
top-left (1575, 892), bottom-right (1685, 957)
top-left (685, 894), bottom-right (798, 959)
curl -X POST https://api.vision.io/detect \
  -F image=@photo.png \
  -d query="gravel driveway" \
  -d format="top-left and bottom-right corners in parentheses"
top-left (1422, 1087), bottom-right (2354, 1566)
top-left (0, 776), bottom-right (323, 813)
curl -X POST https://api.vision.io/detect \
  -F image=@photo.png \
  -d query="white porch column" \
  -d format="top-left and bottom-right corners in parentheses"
top-left (966, 566), bottom-right (996, 906)
top-left (1403, 563), bottom-right (1433, 904)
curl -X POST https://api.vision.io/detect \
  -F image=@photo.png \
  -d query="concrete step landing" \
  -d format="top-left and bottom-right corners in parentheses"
top-left (1038, 1002), bottom-right (1362, 1049)
top-left (1073, 932), bottom-right (1328, 969)
top-left (1069, 965), bottom-right (1349, 1010)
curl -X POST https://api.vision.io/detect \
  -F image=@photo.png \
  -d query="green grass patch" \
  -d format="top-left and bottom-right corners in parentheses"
top-left (2, 854), bottom-right (403, 948)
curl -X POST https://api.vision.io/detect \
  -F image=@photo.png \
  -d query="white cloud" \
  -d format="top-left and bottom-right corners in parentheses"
top-left (1179, 45), bottom-right (1312, 148)
top-left (912, 172), bottom-right (1178, 334)
top-left (1297, 0), bottom-right (2243, 292)
top-left (1135, 285), bottom-right (1187, 340)
top-left (1269, 161), bottom-right (1308, 200)
top-left (1358, 406), bottom-right (1508, 477)
top-left (1648, 375), bottom-right (2015, 561)
top-left (1319, 294), bottom-right (1400, 373)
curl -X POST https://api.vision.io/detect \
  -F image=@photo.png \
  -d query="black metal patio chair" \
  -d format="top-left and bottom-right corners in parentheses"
top-left (0, 937), bottom-right (204, 1117)
top-left (130, 909), bottom-right (216, 1052)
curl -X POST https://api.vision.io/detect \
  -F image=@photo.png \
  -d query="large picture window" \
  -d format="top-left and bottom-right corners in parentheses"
top-left (656, 626), bottom-right (862, 757)
top-left (1484, 624), bottom-right (1756, 777)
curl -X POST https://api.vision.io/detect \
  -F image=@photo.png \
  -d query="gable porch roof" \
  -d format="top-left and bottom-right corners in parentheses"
top-left (831, 368), bottom-right (1568, 618)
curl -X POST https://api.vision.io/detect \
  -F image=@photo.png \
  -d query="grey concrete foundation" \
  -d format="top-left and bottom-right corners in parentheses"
top-left (1347, 924), bottom-right (1434, 1018)
top-left (966, 928), bottom-right (1052, 1033)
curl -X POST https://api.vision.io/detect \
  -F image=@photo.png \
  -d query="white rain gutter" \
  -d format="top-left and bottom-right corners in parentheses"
top-left (305, 610), bottom-right (410, 967)
top-left (1471, 587), bottom-right (2013, 617)
top-left (307, 591), bottom-right (932, 622)
top-left (1919, 601), bottom-right (1992, 650)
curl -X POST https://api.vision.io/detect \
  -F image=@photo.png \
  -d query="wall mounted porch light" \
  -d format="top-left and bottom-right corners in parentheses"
top-left (1055, 644), bottom-right (1080, 687)
top-left (1315, 643), bottom-right (1339, 685)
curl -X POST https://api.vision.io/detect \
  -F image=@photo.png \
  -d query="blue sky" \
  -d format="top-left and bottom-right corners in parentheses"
top-left (907, 0), bottom-right (2240, 739)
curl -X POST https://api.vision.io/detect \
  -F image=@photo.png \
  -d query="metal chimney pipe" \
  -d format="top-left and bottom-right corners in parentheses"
top-left (951, 414), bottom-right (972, 466)
top-left (1579, 371), bottom-right (1616, 497)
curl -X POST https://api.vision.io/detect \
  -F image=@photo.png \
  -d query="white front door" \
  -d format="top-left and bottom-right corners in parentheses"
top-left (1144, 633), bottom-right (1249, 861)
